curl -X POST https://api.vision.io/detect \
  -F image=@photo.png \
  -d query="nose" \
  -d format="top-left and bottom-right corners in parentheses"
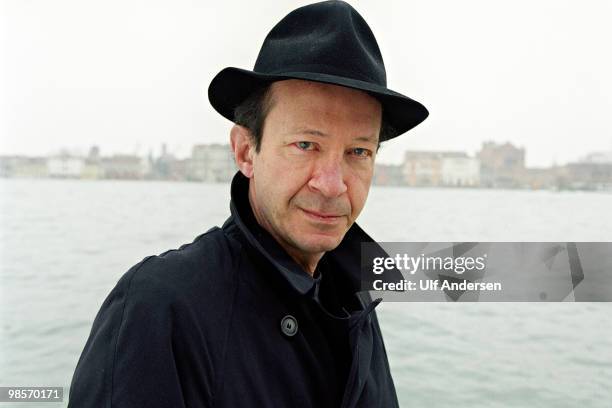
top-left (307, 154), bottom-right (348, 198)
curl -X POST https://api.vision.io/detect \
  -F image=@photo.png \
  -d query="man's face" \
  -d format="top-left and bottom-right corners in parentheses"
top-left (248, 79), bottom-right (382, 258)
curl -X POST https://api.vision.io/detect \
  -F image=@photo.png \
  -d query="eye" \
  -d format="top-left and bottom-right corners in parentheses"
top-left (295, 141), bottom-right (316, 151)
top-left (349, 147), bottom-right (372, 158)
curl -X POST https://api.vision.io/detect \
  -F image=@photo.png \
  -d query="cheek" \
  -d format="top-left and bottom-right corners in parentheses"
top-left (257, 147), bottom-right (312, 182)
top-left (347, 172), bottom-right (373, 217)
top-left (275, 164), bottom-right (315, 203)
top-left (256, 165), bottom-right (310, 212)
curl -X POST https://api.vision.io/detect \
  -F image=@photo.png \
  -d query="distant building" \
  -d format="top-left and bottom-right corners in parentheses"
top-left (48, 154), bottom-right (85, 178)
top-left (190, 144), bottom-right (236, 182)
top-left (441, 156), bottom-right (480, 187)
top-left (88, 145), bottom-right (101, 161)
top-left (147, 143), bottom-right (177, 180)
top-left (403, 151), bottom-right (468, 187)
top-left (101, 154), bottom-right (147, 179)
top-left (522, 167), bottom-right (563, 190)
top-left (478, 141), bottom-right (525, 188)
top-left (81, 160), bottom-right (104, 179)
top-left (373, 163), bottom-right (404, 186)
top-left (168, 158), bottom-right (192, 181)
top-left (403, 151), bottom-right (442, 186)
top-left (0, 156), bottom-right (11, 177)
top-left (82, 145), bottom-right (103, 179)
top-left (581, 151), bottom-right (612, 164)
top-left (0, 156), bottom-right (48, 178)
top-left (560, 162), bottom-right (612, 190)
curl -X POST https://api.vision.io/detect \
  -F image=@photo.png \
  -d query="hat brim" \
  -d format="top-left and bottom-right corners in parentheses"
top-left (208, 67), bottom-right (429, 141)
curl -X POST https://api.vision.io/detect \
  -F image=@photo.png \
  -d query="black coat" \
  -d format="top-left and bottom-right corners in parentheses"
top-left (68, 172), bottom-right (400, 408)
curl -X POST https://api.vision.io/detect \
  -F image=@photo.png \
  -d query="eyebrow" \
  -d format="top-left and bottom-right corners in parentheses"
top-left (291, 127), bottom-right (379, 143)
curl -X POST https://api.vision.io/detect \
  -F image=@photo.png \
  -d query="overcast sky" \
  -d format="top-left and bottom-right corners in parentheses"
top-left (1, 0), bottom-right (611, 167)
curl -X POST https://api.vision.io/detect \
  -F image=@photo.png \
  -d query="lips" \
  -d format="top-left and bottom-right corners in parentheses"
top-left (300, 208), bottom-right (344, 223)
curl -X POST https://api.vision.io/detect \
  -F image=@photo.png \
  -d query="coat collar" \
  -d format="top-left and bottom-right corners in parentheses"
top-left (227, 171), bottom-right (379, 299)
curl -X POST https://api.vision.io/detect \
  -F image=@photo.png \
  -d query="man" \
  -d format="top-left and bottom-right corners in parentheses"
top-left (67, 1), bottom-right (428, 407)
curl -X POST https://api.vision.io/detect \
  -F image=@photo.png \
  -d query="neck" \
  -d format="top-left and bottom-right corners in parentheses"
top-left (283, 247), bottom-right (323, 277)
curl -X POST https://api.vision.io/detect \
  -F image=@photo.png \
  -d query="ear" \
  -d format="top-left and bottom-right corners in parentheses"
top-left (230, 124), bottom-right (255, 178)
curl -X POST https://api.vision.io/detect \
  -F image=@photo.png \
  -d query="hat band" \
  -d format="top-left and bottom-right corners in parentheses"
top-left (260, 63), bottom-right (385, 86)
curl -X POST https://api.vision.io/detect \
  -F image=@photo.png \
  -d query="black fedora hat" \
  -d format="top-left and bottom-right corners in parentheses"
top-left (208, 0), bottom-right (428, 141)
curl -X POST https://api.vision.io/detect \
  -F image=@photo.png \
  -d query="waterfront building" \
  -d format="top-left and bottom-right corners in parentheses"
top-left (189, 144), bottom-right (236, 182)
top-left (478, 141), bottom-right (525, 188)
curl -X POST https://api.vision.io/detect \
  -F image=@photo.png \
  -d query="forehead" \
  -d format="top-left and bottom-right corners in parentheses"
top-left (266, 79), bottom-right (382, 132)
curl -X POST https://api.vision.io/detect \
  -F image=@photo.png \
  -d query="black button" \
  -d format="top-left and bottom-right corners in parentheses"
top-left (280, 315), bottom-right (298, 337)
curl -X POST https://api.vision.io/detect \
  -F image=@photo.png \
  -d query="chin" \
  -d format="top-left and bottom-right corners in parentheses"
top-left (294, 234), bottom-right (344, 254)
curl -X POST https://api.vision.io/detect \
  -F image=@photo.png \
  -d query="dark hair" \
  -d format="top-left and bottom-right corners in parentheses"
top-left (233, 83), bottom-right (394, 153)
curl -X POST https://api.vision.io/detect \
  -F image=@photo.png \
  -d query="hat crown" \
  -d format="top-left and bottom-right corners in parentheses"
top-left (254, 1), bottom-right (387, 86)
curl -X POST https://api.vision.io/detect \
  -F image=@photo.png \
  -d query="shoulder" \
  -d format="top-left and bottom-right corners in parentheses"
top-left (116, 226), bottom-right (244, 312)
top-left (69, 226), bottom-right (244, 407)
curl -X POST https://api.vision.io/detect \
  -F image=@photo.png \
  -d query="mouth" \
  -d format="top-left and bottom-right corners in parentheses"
top-left (299, 208), bottom-right (345, 224)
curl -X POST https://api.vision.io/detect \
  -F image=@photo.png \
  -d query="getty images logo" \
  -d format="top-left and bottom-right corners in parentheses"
top-left (372, 253), bottom-right (488, 275)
